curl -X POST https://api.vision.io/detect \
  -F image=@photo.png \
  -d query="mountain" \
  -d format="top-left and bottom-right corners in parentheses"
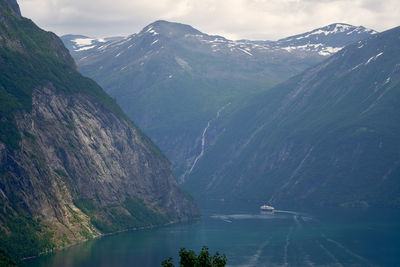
top-left (62, 34), bottom-right (124, 55)
top-left (0, 0), bottom-right (198, 261)
top-left (274, 23), bottom-right (377, 56)
top-left (184, 26), bottom-right (400, 208)
top-left (61, 21), bottom-right (377, 180)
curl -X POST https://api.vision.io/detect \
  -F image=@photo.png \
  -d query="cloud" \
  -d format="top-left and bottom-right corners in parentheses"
top-left (18, 0), bottom-right (400, 40)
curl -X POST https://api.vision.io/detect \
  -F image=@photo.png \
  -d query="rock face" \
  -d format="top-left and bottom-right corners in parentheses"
top-left (0, 0), bottom-right (198, 259)
top-left (3, 85), bottom-right (197, 237)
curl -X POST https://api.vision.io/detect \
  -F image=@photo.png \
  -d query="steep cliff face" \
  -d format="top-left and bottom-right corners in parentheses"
top-left (0, 0), bottom-right (198, 260)
top-left (1, 85), bottom-right (197, 241)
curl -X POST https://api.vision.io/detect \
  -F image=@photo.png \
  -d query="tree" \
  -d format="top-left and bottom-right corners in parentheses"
top-left (161, 246), bottom-right (227, 267)
top-left (161, 257), bottom-right (175, 267)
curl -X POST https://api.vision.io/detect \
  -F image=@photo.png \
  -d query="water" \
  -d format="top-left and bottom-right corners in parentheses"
top-left (27, 203), bottom-right (400, 266)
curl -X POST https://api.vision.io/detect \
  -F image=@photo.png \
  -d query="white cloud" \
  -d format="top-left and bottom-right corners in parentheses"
top-left (18, 0), bottom-right (400, 40)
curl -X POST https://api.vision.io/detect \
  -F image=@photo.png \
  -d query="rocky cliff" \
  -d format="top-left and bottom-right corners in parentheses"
top-left (0, 0), bottom-right (198, 260)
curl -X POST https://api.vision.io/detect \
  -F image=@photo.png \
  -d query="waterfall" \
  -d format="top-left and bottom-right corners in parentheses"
top-left (179, 102), bottom-right (231, 183)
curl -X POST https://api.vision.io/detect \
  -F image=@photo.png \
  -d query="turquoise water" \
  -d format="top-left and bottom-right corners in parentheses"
top-left (27, 203), bottom-right (400, 266)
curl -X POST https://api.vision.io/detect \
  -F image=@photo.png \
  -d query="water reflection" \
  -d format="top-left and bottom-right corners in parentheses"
top-left (27, 205), bottom-right (400, 267)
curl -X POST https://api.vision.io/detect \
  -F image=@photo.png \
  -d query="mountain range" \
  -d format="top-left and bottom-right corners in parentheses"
top-left (184, 25), bottom-right (400, 208)
top-left (0, 0), bottom-right (198, 261)
top-left (2, 0), bottom-right (398, 262)
top-left (61, 17), bottom-right (400, 209)
top-left (62, 21), bottom-right (378, 180)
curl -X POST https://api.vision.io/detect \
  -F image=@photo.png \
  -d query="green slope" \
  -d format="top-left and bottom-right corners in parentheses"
top-left (185, 26), bottom-right (400, 208)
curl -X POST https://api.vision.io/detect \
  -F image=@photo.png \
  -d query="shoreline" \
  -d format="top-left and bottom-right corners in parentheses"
top-left (22, 216), bottom-right (201, 262)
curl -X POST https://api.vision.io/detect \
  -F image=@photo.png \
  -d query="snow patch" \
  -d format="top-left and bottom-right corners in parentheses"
top-left (351, 52), bottom-right (383, 71)
top-left (281, 43), bottom-right (339, 56)
top-left (149, 29), bottom-right (159, 35)
top-left (346, 27), bottom-right (362, 35)
top-left (365, 52), bottom-right (383, 65)
top-left (332, 24), bottom-right (352, 33)
top-left (98, 44), bottom-right (110, 50)
top-left (76, 45), bottom-right (95, 51)
top-left (72, 37), bottom-right (106, 51)
top-left (318, 46), bottom-right (343, 56)
top-left (72, 38), bottom-right (95, 47)
top-left (151, 39), bottom-right (159, 46)
top-left (237, 48), bottom-right (253, 56)
top-left (145, 26), bottom-right (159, 36)
top-left (294, 24), bottom-right (355, 40)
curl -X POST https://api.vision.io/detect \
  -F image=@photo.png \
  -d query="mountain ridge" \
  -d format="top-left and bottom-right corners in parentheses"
top-left (184, 25), bottom-right (400, 208)
top-left (64, 21), bottom-right (377, 57)
top-left (61, 20), bottom-right (377, 180)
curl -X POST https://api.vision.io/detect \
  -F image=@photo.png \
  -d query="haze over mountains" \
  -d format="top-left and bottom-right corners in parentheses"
top-left (62, 21), bottom-right (378, 180)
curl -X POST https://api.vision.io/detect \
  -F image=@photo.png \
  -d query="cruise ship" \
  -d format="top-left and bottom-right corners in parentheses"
top-left (260, 205), bottom-right (274, 212)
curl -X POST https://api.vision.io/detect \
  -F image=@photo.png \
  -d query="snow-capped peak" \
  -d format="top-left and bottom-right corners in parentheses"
top-left (279, 23), bottom-right (376, 43)
top-left (275, 23), bottom-right (378, 57)
top-left (143, 25), bottom-right (159, 36)
top-left (139, 20), bottom-right (203, 37)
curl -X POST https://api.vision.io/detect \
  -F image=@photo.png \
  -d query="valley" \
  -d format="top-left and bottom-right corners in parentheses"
top-left (61, 19), bottom-right (400, 209)
top-left (185, 26), bottom-right (400, 207)
top-left (62, 21), bottom-right (377, 179)
top-left (1, 0), bottom-right (399, 264)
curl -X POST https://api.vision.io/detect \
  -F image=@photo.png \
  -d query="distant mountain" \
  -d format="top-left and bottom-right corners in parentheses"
top-left (0, 0), bottom-right (198, 261)
top-left (62, 34), bottom-right (124, 55)
top-left (61, 20), bottom-right (377, 180)
top-left (275, 23), bottom-right (377, 56)
top-left (64, 22), bottom-right (377, 60)
top-left (184, 25), bottom-right (400, 208)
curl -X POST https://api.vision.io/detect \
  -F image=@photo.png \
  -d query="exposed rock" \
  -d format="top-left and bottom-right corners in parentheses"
top-left (0, 0), bottom-right (199, 259)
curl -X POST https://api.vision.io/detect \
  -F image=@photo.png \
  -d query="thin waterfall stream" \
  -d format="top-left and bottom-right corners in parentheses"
top-left (180, 102), bottom-right (231, 183)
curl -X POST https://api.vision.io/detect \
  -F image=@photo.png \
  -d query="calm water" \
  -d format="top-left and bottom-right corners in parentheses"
top-left (27, 202), bottom-right (400, 266)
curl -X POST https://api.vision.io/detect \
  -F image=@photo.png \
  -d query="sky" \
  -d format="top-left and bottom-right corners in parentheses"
top-left (18, 0), bottom-right (400, 41)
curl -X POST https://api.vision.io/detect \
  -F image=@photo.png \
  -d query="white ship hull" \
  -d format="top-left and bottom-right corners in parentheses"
top-left (260, 205), bottom-right (274, 212)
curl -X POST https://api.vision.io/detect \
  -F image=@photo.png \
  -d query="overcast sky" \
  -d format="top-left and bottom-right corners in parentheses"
top-left (18, 0), bottom-right (400, 40)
